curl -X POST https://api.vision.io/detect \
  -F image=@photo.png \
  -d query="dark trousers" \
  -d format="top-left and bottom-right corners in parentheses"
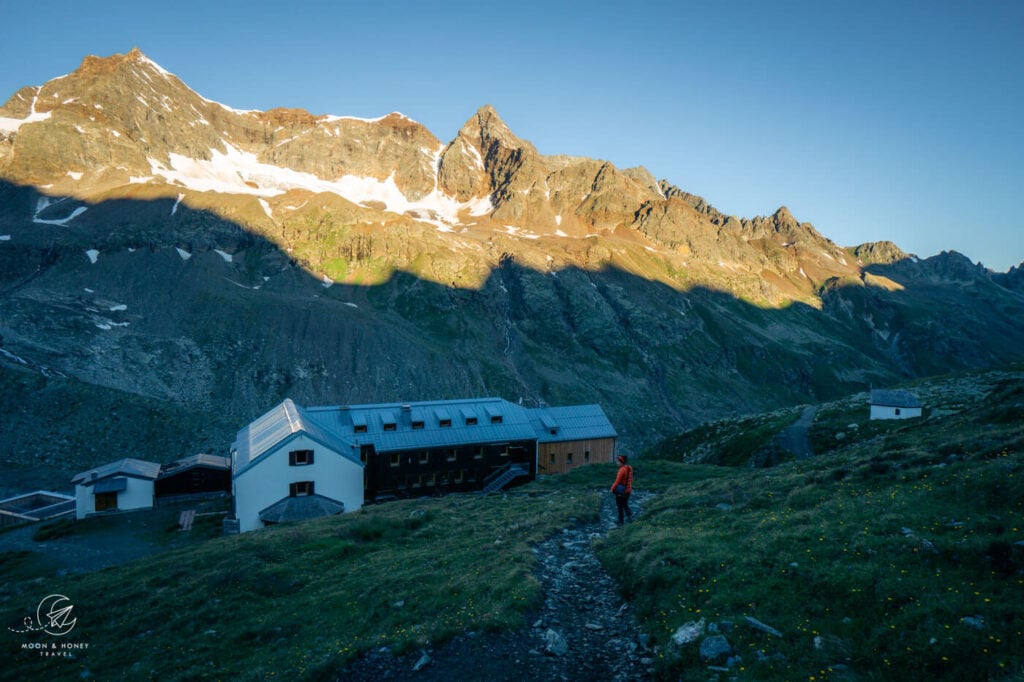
top-left (615, 493), bottom-right (632, 523)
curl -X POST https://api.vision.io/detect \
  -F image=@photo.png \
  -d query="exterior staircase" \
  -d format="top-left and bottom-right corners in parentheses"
top-left (481, 463), bottom-right (530, 494)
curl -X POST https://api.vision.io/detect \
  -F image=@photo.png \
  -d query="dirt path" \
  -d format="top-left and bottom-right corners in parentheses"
top-left (337, 490), bottom-right (656, 681)
top-left (776, 405), bottom-right (817, 459)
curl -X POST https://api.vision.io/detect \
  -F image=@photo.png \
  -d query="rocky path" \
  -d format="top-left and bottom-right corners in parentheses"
top-left (337, 491), bottom-right (655, 681)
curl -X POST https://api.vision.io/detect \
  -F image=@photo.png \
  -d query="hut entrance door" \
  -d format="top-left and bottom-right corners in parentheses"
top-left (95, 492), bottom-right (117, 511)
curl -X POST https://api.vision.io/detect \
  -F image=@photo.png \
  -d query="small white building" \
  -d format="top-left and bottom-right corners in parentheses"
top-left (869, 389), bottom-right (923, 420)
top-left (231, 399), bottom-right (364, 533)
top-left (71, 458), bottom-right (161, 519)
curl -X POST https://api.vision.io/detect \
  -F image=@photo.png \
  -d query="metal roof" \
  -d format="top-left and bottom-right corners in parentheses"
top-left (870, 389), bottom-right (922, 408)
top-left (527, 404), bottom-right (618, 443)
top-left (72, 458), bottom-right (162, 485)
top-left (305, 397), bottom-right (538, 453)
top-left (258, 494), bottom-right (346, 524)
top-left (159, 454), bottom-right (230, 477)
top-left (93, 477), bottom-right (128, 494)
top-left (232, 397), bottom-right (619, 478)
top-left (232, 398), bottom-right (360, 474)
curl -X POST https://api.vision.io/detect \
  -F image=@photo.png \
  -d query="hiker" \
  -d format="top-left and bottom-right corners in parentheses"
top-left (610, 454), bottom-right (633, 524)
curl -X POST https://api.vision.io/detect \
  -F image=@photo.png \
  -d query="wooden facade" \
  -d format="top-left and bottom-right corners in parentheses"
top-left (154, 455), bottom-right (231, 499)
top-left (537, 437), bottom-right (616, 476)
top-left (361, 439), bottom-right (536, 502)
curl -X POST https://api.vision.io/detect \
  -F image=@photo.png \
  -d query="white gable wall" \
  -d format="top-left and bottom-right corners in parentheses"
top-left (233, 434), bottom-right (363, 532)
top-left (870, 405), bottom-right (923, 421)
top-left (74, 477), bottom-right (155, 519)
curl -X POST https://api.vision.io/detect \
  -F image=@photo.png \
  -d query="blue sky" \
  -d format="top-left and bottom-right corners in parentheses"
top-left (2, 0), bottom-right (1022, 271)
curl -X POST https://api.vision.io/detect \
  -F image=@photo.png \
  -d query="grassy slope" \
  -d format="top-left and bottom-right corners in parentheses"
top-left (2, 369), bottom-right (1022, 681)
top-left (1, 481), bottom-right (599, 681)
top-left (614, 368), bottom-right (1024, 680)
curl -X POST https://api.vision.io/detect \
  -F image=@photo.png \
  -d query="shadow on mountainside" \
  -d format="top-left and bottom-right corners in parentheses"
top-left (336, 490), bottom-right (655, 682)
top-left (3, 178), bottom-right (1024, 487)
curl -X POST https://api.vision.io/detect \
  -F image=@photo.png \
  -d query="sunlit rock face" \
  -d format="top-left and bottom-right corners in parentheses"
top-left (2, 48), bottom-right (1023, 464)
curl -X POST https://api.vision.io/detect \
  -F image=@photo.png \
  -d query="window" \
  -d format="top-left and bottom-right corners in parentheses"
top-left (289, 449), bottom-right (314, 466)
top-left (567, 452), bottom-right (573, 464)
top-left (412, 420), bottom-right (425, 430)
top-left (290, 481), bottom-right (315, 497)
top-left (584, 451), bottom-right (591, 463)
top-left (446, 449), bottom-right (457, 462)
top-left (500, 446), bottom-right (509, 458)
top-left (383, 422), bottom-right (397, 432)
top-left (354, 424), bottom-right (368, 434)
top-left (439, 418), bottom-right (452, 428)
top-left (491, 415), bottom-right (503, 424)
top-left (465, 416), bottom-right (478, 426)
top-left (474, 447), bottom-right (484, 460)
top-left (419, 452), bottom-right (430, 465)
top-left (389, 453), bottom-right (400, 467)
top-left (895, 408), bottom-right (901, 416)
top-left (453, 470), bottom-right (464, 483)
top-left (549, 453), bottom-right (556, 464)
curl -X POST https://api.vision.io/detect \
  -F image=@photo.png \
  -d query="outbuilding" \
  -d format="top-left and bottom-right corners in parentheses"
top-left (869, 389), bottom-right (923, 420)
top-left (72, 458), bottom-right (161, 519)
top-left (155, 453), bottom-right (231, 500)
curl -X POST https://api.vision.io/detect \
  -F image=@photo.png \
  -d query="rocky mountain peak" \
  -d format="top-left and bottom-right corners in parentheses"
top-left (76, 46), bottom-right (154, 78)
top-left (852, 241), bottom-right (910, 265)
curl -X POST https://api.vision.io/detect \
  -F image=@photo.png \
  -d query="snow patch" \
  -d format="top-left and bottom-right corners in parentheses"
top-left (323, 111), bottom-right (415, 125)
top-left (0, 235), bottom-right (10, 241)
top-left (33, 196), bottom-right (88, 226)
top-left (93, 319), bottom-right (130, 331)
top-left (0, 109), bottom-right (52, 134)
top-left (555, 230), bottom-right (568, 237)
top-left (85, 249), bottom-right (99, 264)
top-left (343, 302), bottom-right (358, 308)
top-left (258, 198), bottom-right (273, 219)
top-left (214, 249), bottom-right (233, 263)
top-left (171, 193), bottom-right (185, 215)
top-left (555, 215), bottom-right (562, 226)
top-left (108, 304), bottom-right (127, 312)
top-left (143, 143), bottom-right (492, 229)
top-left (67, 171), bottom-right (83, 180)
top-left (322, 275), bottom-right (333, 288)
top-left (463, 142), bottom-right (484, 170)
top-left (176, 247), bottom-right (192, 260)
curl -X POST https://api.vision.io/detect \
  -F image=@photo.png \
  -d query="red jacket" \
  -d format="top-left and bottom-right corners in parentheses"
top-left (611, 464), bottom-right (633, 494)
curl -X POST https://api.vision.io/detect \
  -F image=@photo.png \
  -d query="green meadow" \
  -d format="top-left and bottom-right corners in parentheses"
top-left (2, 370), bottom-right (1022, 680)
